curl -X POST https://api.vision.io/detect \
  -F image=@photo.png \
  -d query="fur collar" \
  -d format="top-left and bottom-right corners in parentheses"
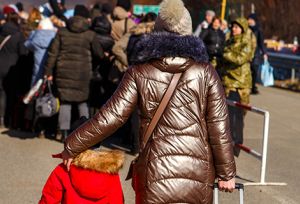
top-left (73, 150), bottom-right (124, 174)
top-left (131, 31), bottom-right (209, 65)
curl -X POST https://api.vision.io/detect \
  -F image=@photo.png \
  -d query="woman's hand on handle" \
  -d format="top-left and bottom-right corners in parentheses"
top-left (62, 149), bottom-right (73, 171)
top-left (218, 177), bottom-right (235, 193)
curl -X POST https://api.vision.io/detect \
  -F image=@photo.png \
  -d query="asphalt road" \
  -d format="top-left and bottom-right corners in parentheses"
top-left (0, 85), bottom-right (299, 204)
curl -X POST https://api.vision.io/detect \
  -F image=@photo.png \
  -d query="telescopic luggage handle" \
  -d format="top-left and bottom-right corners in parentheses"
top-left (214, 183), bottom-right (244, 204)
top-left (213, 183), bottom-right (244, 190)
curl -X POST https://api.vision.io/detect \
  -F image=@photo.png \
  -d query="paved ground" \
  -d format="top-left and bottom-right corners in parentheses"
top-left (0, 85), bottom-right (299, 204)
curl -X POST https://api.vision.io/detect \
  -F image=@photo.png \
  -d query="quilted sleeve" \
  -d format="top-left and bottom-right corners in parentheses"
top-left (205, 65), bottom-right (236, 181)
top-left (64, 68), bottom-right (138, 157)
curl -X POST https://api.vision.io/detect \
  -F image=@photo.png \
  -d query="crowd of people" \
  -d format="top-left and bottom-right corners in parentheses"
top-left (194, 9), bottom-right (267, 155)
top-left (0, 0), bottom-right (272, 203)
top-left (0, 0), bottom-right (267, 152)
top-left (0, 1), bottom-right (157, 154)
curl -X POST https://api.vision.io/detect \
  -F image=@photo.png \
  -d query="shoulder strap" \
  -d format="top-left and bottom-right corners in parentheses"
top-left (123, 18), bottom-right (128, 35)
top-left (0, 35), bottom-right (11, 51)
top-left (141, 72), bottom-right (182, 150)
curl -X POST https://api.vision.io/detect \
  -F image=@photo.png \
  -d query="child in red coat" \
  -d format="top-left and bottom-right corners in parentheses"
top-left (39, 149), bottom-right (124, 204)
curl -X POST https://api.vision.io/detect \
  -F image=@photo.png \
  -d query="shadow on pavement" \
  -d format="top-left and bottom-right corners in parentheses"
top-left (1, 129), bottom-right (38, 139)
top-left (236, 175), bottom-right (255, 183)
top-left (1, 128), bottom-right (136, 156)
top-left (1, 129), bottom-right (61, 143)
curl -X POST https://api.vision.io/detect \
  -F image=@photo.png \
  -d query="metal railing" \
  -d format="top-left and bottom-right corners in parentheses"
top-left (227, 100), bottom-right (287, 186)
top-left (268, 52), bottom-right (300, 82)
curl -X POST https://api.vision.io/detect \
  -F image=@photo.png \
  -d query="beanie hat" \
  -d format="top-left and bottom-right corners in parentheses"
top-left (248, 13), bottom-right (258, 22)
top-left (39, 18), bottom-right (55, 30)
top-left (3, 5), bottom-right (18, 15)
top-left (116, 0), bottom-right (131, 12)
top-left (15, 2), bottom-right (24, 12)
top-left (154, 0), bottom-right (192, 35)
top-left (74, 4), bottom-right (90, 18)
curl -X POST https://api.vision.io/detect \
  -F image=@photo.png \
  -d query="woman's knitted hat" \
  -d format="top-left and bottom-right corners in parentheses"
top-left (154, 0), bottom-right (192, 35)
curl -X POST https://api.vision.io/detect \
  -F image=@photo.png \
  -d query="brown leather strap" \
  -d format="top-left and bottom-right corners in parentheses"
top-left (141, 72), bottom-right (182, 150)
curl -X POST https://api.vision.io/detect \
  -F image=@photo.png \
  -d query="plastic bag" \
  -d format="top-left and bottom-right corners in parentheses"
top-left (259, 60), bottom-right (274, 86)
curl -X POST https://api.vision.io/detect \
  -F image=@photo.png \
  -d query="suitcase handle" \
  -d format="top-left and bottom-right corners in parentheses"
top-left (214, 183), bottom-right (244, 204)
top-left (213, 183), bottom-right (244, 190)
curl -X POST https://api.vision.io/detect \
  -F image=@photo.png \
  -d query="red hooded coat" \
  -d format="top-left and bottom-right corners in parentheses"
top-left (39, 150), bottom-right (124, 204)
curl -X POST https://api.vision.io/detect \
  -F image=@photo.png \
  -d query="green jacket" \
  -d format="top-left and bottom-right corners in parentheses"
top-left (221, 18), bottom-right (253, 89)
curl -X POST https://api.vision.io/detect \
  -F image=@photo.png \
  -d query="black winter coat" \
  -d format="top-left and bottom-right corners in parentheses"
top-left (249, 25), bottom-right (267, 59)
top-left (200, 27), bottom-right (225, 60)
top-left (45, 16), bottom-right (104, 102)
top-left (0, 22), bottom-right (27, 78)
top-left (92, 16), bottom-right (114, 52)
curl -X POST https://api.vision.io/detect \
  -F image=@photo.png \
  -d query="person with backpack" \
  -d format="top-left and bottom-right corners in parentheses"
top-left (60, 0), bottom-right (236, 203)
top-left (107, 0), bottom-right (135, 41)
top-left (112, 12), bottom-right (157, 69)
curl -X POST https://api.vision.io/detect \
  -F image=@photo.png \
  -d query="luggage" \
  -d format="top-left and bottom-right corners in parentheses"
top-left (214, 183), bottom-right (244, 204)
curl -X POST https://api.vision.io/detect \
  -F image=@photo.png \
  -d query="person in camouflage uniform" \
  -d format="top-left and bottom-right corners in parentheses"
top-left (221, 17), bottom-right (254, 103)
top-left (220, 17), bottom-right (255, 156)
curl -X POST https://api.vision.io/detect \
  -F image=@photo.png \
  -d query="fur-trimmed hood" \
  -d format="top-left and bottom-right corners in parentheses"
top-left (64, 150), bottom-right (125, 200)
top-left (130, 32), bottom-right (209, 71)
top-left (72, 149), bottom-right (124, 174)
top-left (130, 22), bottom-right (155, 35)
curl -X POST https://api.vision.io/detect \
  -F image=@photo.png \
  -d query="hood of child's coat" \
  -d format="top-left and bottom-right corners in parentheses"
top-left (69, 150), bottom-right (124, 200)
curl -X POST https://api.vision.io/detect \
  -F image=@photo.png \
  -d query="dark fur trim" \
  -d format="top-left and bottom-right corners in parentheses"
top-left (131, 32), bottom-right (209, 65)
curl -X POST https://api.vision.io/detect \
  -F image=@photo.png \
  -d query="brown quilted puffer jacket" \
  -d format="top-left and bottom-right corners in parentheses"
top-left (64, 32), bottom-right (236, 204)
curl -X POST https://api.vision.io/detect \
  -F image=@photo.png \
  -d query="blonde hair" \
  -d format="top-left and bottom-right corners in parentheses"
top-left (50, 15), bottom-right (66, 27)
top-left (28, 8), bottom-right (42, 27)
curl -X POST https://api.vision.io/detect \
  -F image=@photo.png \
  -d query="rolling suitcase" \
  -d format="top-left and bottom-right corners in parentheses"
top-left (214, 183), bottom-right (244, 204)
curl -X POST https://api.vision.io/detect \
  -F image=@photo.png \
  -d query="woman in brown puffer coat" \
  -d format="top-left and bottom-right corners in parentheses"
top-left (61, 0), bottom-right (236, 203)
